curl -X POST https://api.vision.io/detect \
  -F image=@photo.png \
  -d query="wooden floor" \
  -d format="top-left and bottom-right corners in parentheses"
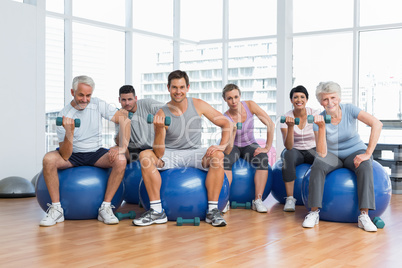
top-left (1, 194), bottom-right (402, 268)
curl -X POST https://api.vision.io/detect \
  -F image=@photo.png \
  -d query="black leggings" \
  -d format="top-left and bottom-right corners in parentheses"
top-left (224, 143), bottom-right (269, 170)
top-left (281, 148), bottom-right (316, 182)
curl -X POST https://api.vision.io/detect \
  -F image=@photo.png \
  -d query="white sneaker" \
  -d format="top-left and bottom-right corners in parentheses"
top-left (39, 203), bottom-right (64, 227)
top-left (284, 196), bottom-right (296, 212)
top-left (252, 198), bottom-right (268, 213)
top-left (98, 203), bottom-right (119, 225)
top-left (302, 210), bottom-right (320, 228)
top-left (358, 211), bottom-right (377, 232)
top-left (222, 200), bottom-right (230, 213)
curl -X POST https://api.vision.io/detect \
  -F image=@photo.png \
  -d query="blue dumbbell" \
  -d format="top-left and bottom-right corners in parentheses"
top-left (147, 114), bottom-right (171, 126)
top-left (280, 116), bottom-right (300, 125)
top-left (373, 217), bottom-right (385, 229)
top-left (307, 115), bottom-right (331, 124)
top-left (176, 217), bottom-right (201, 226)
top-left (231, 201), bottom-right (251, 209)
top-left (56, 117), bottom-right (81, 127)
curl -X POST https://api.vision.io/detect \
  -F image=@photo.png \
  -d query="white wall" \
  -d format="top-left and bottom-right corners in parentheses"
top-left (0, 0), bottom-right (45, 180)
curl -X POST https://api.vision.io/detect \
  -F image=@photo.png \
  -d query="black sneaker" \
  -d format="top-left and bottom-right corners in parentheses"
top-left (133, 208), bottom-right (168, 226)
top-left (205, 208), bottom-right (227, 227)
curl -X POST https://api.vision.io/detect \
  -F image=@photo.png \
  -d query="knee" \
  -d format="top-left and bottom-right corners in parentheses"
top-left (208, 151), bottom-right (224, 169)
top-left (252, 154), bottom-right (269, 170)
top-left (212, 150), bottom-right (224, 160)
top-left (42, 152), bottom-right (58, 169)
top-left (139, 150), bottom-right (156, 170)
top-left (139, 149), bottom-right (154, 162)
top-left (112, 156), bottom-right (127, 171)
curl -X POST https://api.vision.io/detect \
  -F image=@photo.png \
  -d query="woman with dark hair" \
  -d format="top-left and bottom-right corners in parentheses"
top-left (280, 85), bottom-right (319, 212)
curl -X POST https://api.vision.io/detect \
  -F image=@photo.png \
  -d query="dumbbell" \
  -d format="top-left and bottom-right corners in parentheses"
top-left (307, 115), bottom-right (331, 124)
top-left (176, 217), bottom-right (200, 226)
top-left (373, 217), bottom-right (385, 229)
top-left (236, 122), bottom-right (242, 130)
top-left (147, 114), bottom-right (171, 126)
top-left (280, 116), bottom-right (300, 125)
top-left (115, 211), bottom-right (136, 221)
top-left (231, 201), bottom-right (252, 209)
top-left (56, 117), bottom-right (81, 127)
top-left (117, 108), bottom-right (134, 119)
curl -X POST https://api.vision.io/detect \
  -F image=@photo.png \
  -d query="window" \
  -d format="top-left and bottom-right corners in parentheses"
top-left (293, 33), bottom-right (353, 109)
top-left (73, 0), bottom-right (125, 26)
top-left (229, 0), bottom-right (276, 38)
top-left (293, 0), bottom-right (353, 33)
top-left (359, 28), bottom-right (402, 144)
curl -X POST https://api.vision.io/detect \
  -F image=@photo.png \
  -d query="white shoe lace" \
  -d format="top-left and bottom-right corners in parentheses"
top-left (45, 203), bottom-right (62, 219)
top-left (102, 204), bottom-right (116, 216)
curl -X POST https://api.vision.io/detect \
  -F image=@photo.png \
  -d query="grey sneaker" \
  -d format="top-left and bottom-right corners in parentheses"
top-left (252, 198), bottom-right (268, 213)
top-left (284, 196), bottom-right (296, 212)
top-left (98, 204), bottom-right (119, 225)
top-left (302, 210), bottom-right (320, 228)
top-left (39, 203), bottom-right (64, 227)
top-left (222, 200), bottom-right (230, 213)
top-left (358, 211), bottom-right (377, 232)
top-left (205, 208), bottom-right (227, 227)
top-left (133, 208), bottom-right (167, 226)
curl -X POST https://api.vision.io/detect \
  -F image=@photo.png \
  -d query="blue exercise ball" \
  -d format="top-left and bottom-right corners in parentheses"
top-left (139, 167), bottom-right (230, 221)
top-left (301, 160), bottom-right (391, 223)
top-left (229, 158), bottom-right (273, 203)
top-left (123, 161), bottom-right (142, 204)
top-left (36, 166), bottom-right (125, 220)
top-left (271, 159), bottom-right (310, 205)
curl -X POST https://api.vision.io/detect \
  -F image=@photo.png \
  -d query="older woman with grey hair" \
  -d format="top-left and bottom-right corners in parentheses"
top-left (302, 81), bottom-right (383, 232)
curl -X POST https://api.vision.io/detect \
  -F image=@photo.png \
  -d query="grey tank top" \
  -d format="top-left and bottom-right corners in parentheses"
top-left (161, 97), bottom-right (202, 149)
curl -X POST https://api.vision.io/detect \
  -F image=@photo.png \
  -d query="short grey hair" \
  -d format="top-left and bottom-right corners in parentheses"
top-left (316, 81), bottom-right (341, 102)
top-left (72, 75), bottom-right (95, 92)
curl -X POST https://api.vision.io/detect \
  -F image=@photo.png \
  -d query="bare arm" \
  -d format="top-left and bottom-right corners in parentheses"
top-left (314, 115), bottom-right (327, 157)
top-left (152, 109), bottom-right (168, 159)
top-left (353, 110), bottom-right (383, 167)
top-left (111, 109), bottom-right (131, 154)
top-left (114, 109), bottom-right (129, 146)
top-left (58, 117), bottom-right (76, 161)
top-left (247, 101), bottom-right (274, 153)
top-left (224, 120), bottom-right (237, 155)
top-left (193, 98), bottom-right (231, 153)
top-left (280, 114), bottom-right (299, 150)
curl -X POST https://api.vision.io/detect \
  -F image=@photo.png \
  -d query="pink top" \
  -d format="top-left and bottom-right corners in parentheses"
top-left (280, 107), bottom-right (319, 150)
top-left (224, 101), bottom-right (257, 147)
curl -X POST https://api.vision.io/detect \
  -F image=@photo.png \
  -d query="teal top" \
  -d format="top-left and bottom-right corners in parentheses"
top-left (313, 103), bottom-right (367, 159)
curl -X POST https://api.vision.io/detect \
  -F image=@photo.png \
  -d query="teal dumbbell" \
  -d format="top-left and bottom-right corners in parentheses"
top-left (280, 116), bottom-right (300, 125)
top-left (147, 114), bottom-right (171, 126)
top-left (56, 117), bottom-right (81, 127)
top-left (176, 217), bottom-right (200, 226)
top-left (307, 115), bottom-right (331, 124)
top-left (236, 122), bottom-right (242, 130)
top-left (373, 217), bottom-right (385, 229)
top-left (128, 112), bottom-right (134, 119)
top-left (115, 211), bottom-right (136, 221)
top-left (231, 201), bottom-right (251, 209)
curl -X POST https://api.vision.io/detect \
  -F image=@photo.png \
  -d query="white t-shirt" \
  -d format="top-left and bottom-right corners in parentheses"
top-left (57, 97), bottom-right (117, 153)
top-left (280, 107), bottom-right (319, 150)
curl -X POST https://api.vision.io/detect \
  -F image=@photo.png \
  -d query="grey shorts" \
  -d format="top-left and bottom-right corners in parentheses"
top-left (159, 148), bottom-right (208, 171)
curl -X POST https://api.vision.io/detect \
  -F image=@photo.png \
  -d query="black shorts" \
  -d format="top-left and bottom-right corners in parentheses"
top-left (64, 148), bottom-right (109, 167)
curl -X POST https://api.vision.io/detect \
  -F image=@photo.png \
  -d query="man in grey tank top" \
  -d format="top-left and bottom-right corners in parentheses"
top-left (133, 70), bottom-right (233, 227)
top-left (115, 85), bottom-right (163, 162)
